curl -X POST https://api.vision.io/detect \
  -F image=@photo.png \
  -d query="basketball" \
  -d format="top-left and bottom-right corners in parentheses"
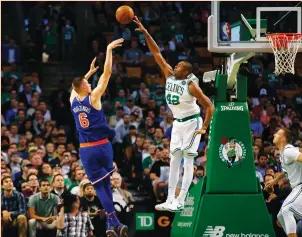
top-left (116, 5), bottom-right (134, 25)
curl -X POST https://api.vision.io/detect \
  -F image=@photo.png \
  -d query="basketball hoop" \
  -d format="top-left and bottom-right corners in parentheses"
top-left (266, 33), bottom-right (302, 75)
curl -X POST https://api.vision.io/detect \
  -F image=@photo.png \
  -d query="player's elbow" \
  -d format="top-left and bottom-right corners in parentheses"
top-left (208, 104), bottom-right (215, 115)
top-left (104, 70), bottom-right (112, 77)
top-left (199, 100), bottom-right (215, 114)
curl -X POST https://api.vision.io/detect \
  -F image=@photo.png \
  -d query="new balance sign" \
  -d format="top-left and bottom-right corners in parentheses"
top-left (136, 213), bottom-right (154, 230)
top-left (203, 226), bottom-right (270, 237)
top-left (203, 226), bottom-right (225, 237)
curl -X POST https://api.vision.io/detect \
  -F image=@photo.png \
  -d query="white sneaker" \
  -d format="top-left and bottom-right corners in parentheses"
top-left (167, 199), bottom-right (185, 212)
top-left (155, 199), bottom-right (174, 211)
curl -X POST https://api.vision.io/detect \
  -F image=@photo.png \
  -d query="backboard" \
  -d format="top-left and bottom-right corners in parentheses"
top-left (209, 1), bottom-right (302, 53)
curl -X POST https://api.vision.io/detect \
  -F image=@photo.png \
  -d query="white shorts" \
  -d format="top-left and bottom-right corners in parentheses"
top-left (170, 116), bottom-right (203, 155)
top-left (281, 184), bottom-right (302, 219)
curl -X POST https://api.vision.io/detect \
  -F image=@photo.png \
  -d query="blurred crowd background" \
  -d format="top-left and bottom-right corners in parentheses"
top-left (1, 2), bottom-right (302, 237)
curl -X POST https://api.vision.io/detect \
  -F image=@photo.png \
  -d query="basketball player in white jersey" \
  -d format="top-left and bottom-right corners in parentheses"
top-left (266, 128), bottom-right (302, 237)
top-left (134, 16), bottom-right (214, 212)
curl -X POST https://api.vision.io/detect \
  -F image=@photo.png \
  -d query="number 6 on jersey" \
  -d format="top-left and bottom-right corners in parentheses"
top-left (79, 113), bottom-right (89, 128)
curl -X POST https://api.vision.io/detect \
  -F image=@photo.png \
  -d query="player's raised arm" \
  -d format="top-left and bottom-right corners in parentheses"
top-left (69, 57), bottom-right (99, 104)
top-left (189, 82), bottom-right (215, 134)
top-left (91, 38), bottom-right (124, 102)
top-left (133, 16), bottom-right (173, 79)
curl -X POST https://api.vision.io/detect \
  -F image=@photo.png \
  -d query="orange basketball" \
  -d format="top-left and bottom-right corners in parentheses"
top-left (116, 5), bottom-right (134, 25)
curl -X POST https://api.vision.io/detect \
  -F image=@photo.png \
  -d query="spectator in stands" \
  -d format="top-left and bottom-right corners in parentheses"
top-left (124, 95), bottom-right (143, 118)
top-left (250, 111), bottom-right (263, 137)
top-left (14, 160), bottom-right (31, 191)
top-left (27, 145), bottom-right (37, 161)
top-left (68, 168), bottom-right (86, 193)
top-left (151, 85), bottom-right (166, 107)
top-left (44, 142), bottom-right (56, 162)
top-left (39, 101), bottom-right (51, 122)
top-left (109, 105), bottom-right (125, 129)
top-left (60, 151), bottom-right (72, 176)
top-left (114, 24), bottom-right (132, 42)
top-left (19, 82), bottom-right (33, 107)
top-left (21, 181), bottom-right (33, 203)
top-left (19, 79), bottom-right (42, 95)
top-left (115, 114), bottom-right (131, 144)
top-left (52, 164), bottom-right (72, 189)
top-left (143, 144), bottom-right (156, 177)
top-left (27, 173), bottom-right (40, 196)
top-left (40, 162), bottom-right (53, 182)
top-left (51, 173), bottom-right (68, 198)
top-left (123, 40), bottom-right (144, 67)
top-left (250, 57), bottom-right (264, 77)
top-left (114, 89), bottom-right (127, 106)
top-left (49, 144), bottom-right (65, 168)
top-left (263, 174), bottom-right (278, 202)
top-left (9, 152), bottom-right (21, 180)
top-left (62, 19), bottom-right (76, 60)
top-left (265, 167), bottom-right (276, 177)
top-left (111, 172), bottom-right (135, 212)
top-left (144, 3), bottom-right (160, 26)
top-left (30, 153), bottom-right (43, 168)
top-left (156, 164), bottom-right (170, 201)
top-left (57, 193), bottom-right (94, 237)
top-left (5, 99), bottom-right (18, 124)
top-left (257, 153), bottom-right (269, 178)
top-left (26, 97), bottom-right (38, 117)
top-left (194, 165), bottom-right (205, 183)
top-left (1, 176), bottom-right (27, 237)
top-left (150, 148), bottom-right (170, 202)
top-left (33, 110), bottom-right (45, 135)
top-left (28, 179), bottom-right (59, 237)
top-left (44, 20), bottom-right (57, 60)
top-left (81, 182), bottom-right (106, 237)
top-left (254, 136), bottom-right (263, 150)
top-left (2, 38), bottom-right (21, 64)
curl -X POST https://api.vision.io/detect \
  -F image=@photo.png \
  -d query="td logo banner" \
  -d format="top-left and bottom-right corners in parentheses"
top-left (136, 213), bottom-right (154, 230)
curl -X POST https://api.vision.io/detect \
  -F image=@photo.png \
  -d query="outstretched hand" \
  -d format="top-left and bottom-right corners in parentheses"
top-left (89, 57), bottom-right (99, 74)
top-left (133, 16), bottom-right (147, 33)
top-left (107, 38), bottom-right (124, 50)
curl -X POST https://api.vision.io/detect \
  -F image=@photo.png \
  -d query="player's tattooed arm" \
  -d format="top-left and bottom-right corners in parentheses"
top-left (133, 16), bottom-right (173, 79)
top-left (189, 82), bottom-right (215, 134)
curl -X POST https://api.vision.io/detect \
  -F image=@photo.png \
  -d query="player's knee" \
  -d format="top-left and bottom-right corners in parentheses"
top-left (183, 149), bottom-right (197, 159)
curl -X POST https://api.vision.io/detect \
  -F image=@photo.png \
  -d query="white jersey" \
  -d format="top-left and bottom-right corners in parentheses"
top-left (281, 144), bottom-right (302, 188)
top-left (165, 73), bottom-right (200, 119)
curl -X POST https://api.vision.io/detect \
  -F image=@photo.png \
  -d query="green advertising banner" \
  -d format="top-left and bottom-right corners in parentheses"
top-left (193, 193), bottom-right (275, 237)
top-left (206, 101), bottom-right (258, 194)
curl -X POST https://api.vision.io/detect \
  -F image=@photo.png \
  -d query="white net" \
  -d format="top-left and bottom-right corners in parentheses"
top-left (267, 34), bottom-right (302, 75)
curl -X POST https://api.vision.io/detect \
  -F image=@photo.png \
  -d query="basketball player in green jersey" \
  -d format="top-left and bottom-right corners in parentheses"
top-left (134, 16), bottom-right (214, 212)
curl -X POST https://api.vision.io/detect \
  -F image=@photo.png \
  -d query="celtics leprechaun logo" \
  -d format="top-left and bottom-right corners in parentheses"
top-left (219, 137), bottom-right (247, 168)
